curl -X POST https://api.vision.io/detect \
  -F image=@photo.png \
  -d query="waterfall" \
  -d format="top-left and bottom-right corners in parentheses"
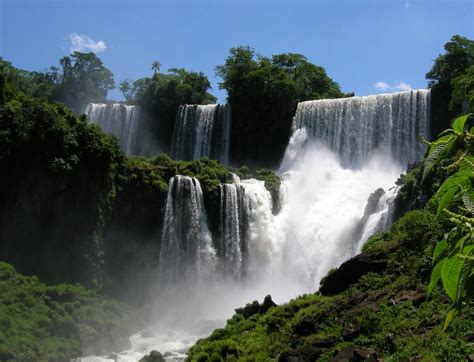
top-left (159, 176), bottom-right (216, 283)
top-left (171, 104), bottom-right (231, 165)
top-left (218, 184), bottom-right (248, 278)
top-left (277, 90), bottom-right (430, 288)
top-left (85, 103), bottom-right (142, 155)
top-left (291, 90), bottom-right (430, 167)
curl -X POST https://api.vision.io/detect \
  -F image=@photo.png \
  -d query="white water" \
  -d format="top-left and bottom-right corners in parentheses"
top-left (85, 103), bottom-right (141, 155)
top-left (170, 104), bottom-right (231, 165)
top-left (85, 103), bottom-right (158, 156)
top-left (81, 90), bottom-right (430, 360)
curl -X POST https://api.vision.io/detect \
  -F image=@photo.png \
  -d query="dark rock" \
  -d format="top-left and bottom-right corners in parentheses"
top-left (294, 316), bottom-right (317, 336)
top-left (139, 350), bottom-right (165, 362)
top-left (312, 337), bottom-right (338, 348)
top-left (319, 252), bottom-right (388, 296)
top-left (279, 346), bottom-right (324, 361)
top-left (385, 333), bottom-right (396, 354)
top-left (235, 295), bottom-right (277, 319)
top-left (393, 290), bottom-right (425, 307)
top-left (342, 321), bottom-right (361, 341)
top-left (332, 346), bottom-right (378, 361)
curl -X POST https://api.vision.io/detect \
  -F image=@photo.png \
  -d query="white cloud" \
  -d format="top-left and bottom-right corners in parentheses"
top-left (394, 82), bottom-right (413, 91)
top-left (374, 82), bottom-right (391, 91)
top-left (374, 81), bottom-right (413, 93)
top-left (69, 33), bottom-right (107, 53)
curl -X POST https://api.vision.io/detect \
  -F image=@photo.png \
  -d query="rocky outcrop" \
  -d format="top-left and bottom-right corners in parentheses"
top-left (319, 252), bottom-right (388, 296)
top-left (235, 295), bottom-right (277, 319)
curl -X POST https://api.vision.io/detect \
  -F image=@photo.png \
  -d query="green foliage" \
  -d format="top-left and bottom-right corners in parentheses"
top-left (426, 35), bottom-right (474, 87)
top-left (423, 113), bottom-right (473, 180)
top-left (426, 35), bottom-right (474, 137)
top-left (1, 52), bottom-right (115, 114)
top-left (451, 65), bottom-right (474, 112)
top-left (216, 46), bottom-right (347, 166)
top-left (428, 210), bottom-right (474, 331)
top-left (52, 52), bottom-right (115, 112)
top-left (0, 262), bottom-right (132, 360)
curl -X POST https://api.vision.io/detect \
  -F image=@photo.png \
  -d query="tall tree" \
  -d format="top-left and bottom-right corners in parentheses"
top-left (426, 35), bottom-right (474, 137)
top-left (152, 60), bottom-right (162, 75)
top-left (52, 52), bottom-right (115, 113)
top-left (216, 46), bottom-right (346, 167)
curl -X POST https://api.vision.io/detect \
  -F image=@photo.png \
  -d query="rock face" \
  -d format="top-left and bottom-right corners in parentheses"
top-left (319, 252), bottom-right (388, 296)
top-left (235, 295), bottom-right (277, 319)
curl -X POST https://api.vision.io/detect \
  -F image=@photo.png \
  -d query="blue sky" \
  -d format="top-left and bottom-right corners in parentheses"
top-left (1, 0), bottom-right (473, 102)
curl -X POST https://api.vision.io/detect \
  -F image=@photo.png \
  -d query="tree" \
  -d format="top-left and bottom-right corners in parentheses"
top-left (152, 60), bottom-right (162, 75)
top-left (52, 52), bottom-right (115, 113)
top-left (215, 46), bottom-right (346, 167)
top-left (426, 35), bottom-right (474, 137)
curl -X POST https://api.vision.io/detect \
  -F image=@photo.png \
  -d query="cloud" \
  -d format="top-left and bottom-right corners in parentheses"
top-left (69, 33), bottom-right (107, 53)
top-left (374, 82), bottom-right (391, 91)
top-left (373, 81), bottom-right (413, 92)
top-left (394, 82), bottom-right (413, 91)
top-left (405, 0), bottom-right (410, 8)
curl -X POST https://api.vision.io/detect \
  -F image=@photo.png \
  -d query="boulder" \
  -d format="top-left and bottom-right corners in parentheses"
top-left (319, 252), bottom-right (388, 296)
top-left (332, 346), bottom-right (378, 361)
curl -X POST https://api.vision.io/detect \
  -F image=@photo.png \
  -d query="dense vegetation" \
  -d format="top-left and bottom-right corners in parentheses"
top-left (427, 35), bottom-right (474, 137)
top-left (188, 114), bottom-right (474, 361)
top-left (0, 262), bottom-right (133, 361)
top-left (216, 47), bottom-right (350, 167)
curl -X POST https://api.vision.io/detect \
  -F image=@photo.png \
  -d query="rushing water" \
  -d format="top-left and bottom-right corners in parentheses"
top-left (81, 90), bottom-right (430, 360)
top-left (170, 104), bottom-right (231, 165)
top-left (85, 103), bottom-right (158, 156)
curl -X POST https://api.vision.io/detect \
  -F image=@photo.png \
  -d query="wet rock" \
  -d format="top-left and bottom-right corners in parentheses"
top-left (332, 346), bottom-right (378, 361)
top-left (319, 252), bottom-right (388, 296)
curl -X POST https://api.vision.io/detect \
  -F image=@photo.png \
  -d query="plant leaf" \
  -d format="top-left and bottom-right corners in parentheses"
top-left (432, 239), bottom-right (448, 264)
top-left (452, 114), bottom-right (470, 133)
top-left (441, 255), bottom-right (465, 303)
top-left (427, 259), bottom-right (444, 295)
top-left (443, 306), bottom-right (461, 331)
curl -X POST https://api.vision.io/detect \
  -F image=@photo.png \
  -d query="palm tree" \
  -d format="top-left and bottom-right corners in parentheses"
top-left (152, 60), bottom-right (162, 75)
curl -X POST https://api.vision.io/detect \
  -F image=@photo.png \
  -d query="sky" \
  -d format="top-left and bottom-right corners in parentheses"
top-left (1, 0), bottom-right (473, 103)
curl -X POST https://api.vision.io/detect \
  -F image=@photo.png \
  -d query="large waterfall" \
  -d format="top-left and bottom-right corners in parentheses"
top-left (82, 90), bottom-right (431, 361)
top-left (291, 90), bottom-right (430, 167)
top-left (276, 90), bottom-right (430, 286)
top-left (171, 104), bottom-right (231, 165)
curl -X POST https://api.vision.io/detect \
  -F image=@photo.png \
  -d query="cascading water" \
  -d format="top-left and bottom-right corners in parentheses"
top-left (277, 89), bottom-right (430, 287)
top-left (292, 89), bottom-right (430, 167)
top-left (218, 184), bottom-right (248, 278)
top-left (159, 175), bottom-right (216, 283)
top-left (85, 103), bottom-right (141, 155)
top-left (170, 104), bottom-right (231, 165)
